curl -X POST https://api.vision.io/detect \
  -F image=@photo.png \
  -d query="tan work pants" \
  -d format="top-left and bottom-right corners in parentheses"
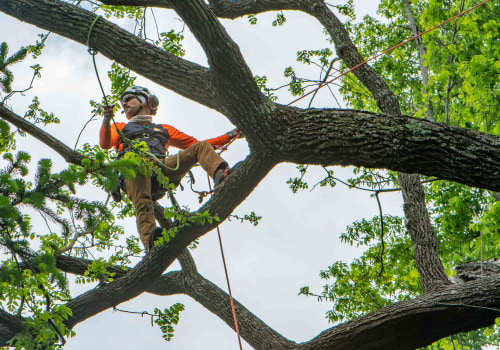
top-left (123, 141), bottom-right (227, 249)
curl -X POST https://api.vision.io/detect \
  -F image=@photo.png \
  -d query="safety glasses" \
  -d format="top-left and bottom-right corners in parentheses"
top-left (121, 94), bottom-right (137, 105)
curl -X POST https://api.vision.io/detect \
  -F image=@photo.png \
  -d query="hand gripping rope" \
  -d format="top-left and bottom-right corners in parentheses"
top-left (84, 1), bottom-right (493, 347)
top-left (87, 15), bottom-right (181, 173)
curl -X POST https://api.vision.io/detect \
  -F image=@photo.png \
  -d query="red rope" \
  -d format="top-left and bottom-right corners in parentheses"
top-left (288, 0), bottom-right (493, 106)
top-left (217, 225), bottom-right (244, 349)
top-left (195, 2), bottom-right (492, 346)
top-left (207, 177), bottom-right (244, 350)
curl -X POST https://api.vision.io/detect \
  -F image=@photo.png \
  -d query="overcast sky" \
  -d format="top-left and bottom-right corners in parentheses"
top-left (0, 1), bottom-right (406, 349)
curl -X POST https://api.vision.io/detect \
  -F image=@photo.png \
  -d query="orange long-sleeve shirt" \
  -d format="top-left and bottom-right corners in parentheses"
top-left (100, 122), bottom-right (230, 153)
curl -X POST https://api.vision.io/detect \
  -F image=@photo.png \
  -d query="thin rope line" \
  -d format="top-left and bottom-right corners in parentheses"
top-left (217, 226), bottom-right (243, 350)
top-left (91, 53), bottom-right (109, 106)
top-left (87, 16), bottom-right (243, 347)
top-left (288, 0), bottom-right (493, 106)
top-left (208, 177), bottom-right (244, 350)
top-left (87, 15), bottom-right (101, 52)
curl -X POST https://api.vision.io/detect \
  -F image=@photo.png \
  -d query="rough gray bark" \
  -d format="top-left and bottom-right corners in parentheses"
top-left (302, 1), bottom-right (449, 291)
top-left (399, 172), bottom-right (449, 289)
top-left (0, 0), bottom-right (498, 349)
top-left (8, 252), bottom-right (500, 350)
top-left (0, 309), bottom-right (24, 345)
top-left (3, 101), bottom-right (500, 192)
top-left (454, 261), bottom-right (500, 283)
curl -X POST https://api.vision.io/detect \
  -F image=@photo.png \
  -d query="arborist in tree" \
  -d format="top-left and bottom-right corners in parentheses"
top-left (100, 86), bottom-right (243, 251)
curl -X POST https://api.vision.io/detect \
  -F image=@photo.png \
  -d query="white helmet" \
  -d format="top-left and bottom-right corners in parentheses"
top-left (120, 86), bottom-right (159, 115)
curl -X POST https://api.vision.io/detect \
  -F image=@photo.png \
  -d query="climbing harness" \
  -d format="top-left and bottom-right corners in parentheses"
top-left (87, 14), bottom-right (242, 348)
top-left (118, 121), bottom-right (169, 157)
top-left (87, 16), bottom-right (182, 203)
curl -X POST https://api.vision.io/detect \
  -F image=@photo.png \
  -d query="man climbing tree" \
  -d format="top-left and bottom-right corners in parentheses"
top-left (0, 0), bottom-right (500, 349)
top-left (100, 85), bottom-right (243, 250)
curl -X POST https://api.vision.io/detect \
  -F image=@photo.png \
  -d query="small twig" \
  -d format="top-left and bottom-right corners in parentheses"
top-left (308, 58), bottom-right (339, 108)
top-left (74, 111), bottom-right (99, 151)
top-left (113, 306), bottom-right (155, 318)
top-left (58, 195), bottom-right (110, 254)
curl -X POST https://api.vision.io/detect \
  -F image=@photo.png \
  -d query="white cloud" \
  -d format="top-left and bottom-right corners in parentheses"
top-left (0, 1), bottom-right (403, 349)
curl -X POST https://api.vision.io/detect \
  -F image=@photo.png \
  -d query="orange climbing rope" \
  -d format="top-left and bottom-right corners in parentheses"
top-left (87, 2), bottom-right (493, 348)
top-left (207, 175), bottom-right (244, 350)
top-left (288, 0), bottom-right (494, 106)
top-left (191, 3), bottom-right (496, 342)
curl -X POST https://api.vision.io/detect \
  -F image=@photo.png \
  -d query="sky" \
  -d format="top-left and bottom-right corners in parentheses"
top-left (0, 1), bottom-right (406, 349)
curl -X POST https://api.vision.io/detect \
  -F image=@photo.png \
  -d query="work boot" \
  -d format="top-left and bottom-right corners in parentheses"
top-left (148, 227), bottom-right (163, 251)
top-left (213, 166), bottom-right (230, 188)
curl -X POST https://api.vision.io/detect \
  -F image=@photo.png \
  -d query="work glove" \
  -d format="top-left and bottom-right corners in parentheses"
top-left (227, 128), bottom-right (244, 139)
top-left (103, 104), bottom-right (115, 120)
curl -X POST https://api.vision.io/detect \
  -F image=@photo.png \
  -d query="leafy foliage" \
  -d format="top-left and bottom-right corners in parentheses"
top-left (154, 303), bottom-right (185, 341)
top-left (254, 75), bottom-right (278, 101)
top-left (90, 62), bottom-right (137, 116)
top-left (0, 42), bottom-right (27, 93)
top-left (1, 0), bottom-right (499, 348)
top-left (300, 215), bottom-right (417, 322)
top-left (247, 14), bottom-right (258, 25)
top-left (272, 12), bottom-right (286, 27)
top-left (293, 0), bottom-right (500, 348)
top-left (230, 211), bottom-right (262, 226)
top-left (157, 30), bottom-right (186, 57)
top-left (99, 5), bottom-right (144, 20)
top-left (329, 0), bottom-right (356, 20)
top-left (151, 207), bottom-right (220, 248)
top-left (24, 97), bottom-right (59, 126)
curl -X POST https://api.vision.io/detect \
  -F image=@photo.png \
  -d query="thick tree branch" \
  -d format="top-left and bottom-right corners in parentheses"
top-left (0, 0), bottom-right (220, 111)
top-left (178, 269), bottom-right (296, 349)
top-left (5, 248), bottom-right (500, 350)
top-left (298, 278), bottom-right (500, 350)
top-left (1, 0), bottom-right (498, 347)
top-left (98, 0), bottom-right (306, 18)
top-left (53, 255), bottom-right (500, 350)
top-left (5, 101), bottom-right (500, 193)
top-left (54, 254), bottom-right (185, 295)
top-left (55, 254), bottom-right (294, 349)
top-left (300, 2), bottom-right (450, 289)
top-left (0, 105), bottom-right (85, 164)
top-left (170, 0), bottom-right (261, 98)
top-left (0, 104), bottom-right (272, 336)
top-left (398, 172), bottom-right (449, 290)
top-left (63, 152), bottom-right (274, 329)
top-left (0, 309), bottom-right (24, 345)
top-left (275, 106), bottom-right (500, 192)
top-left (454, 261), bottom-right (500, 283)
top-left (3, 1), bottom-right (499, 194)
top-left (0, 155), bottom-right (271, 335)
top-left (301, 2), bottom-right (401, 113)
